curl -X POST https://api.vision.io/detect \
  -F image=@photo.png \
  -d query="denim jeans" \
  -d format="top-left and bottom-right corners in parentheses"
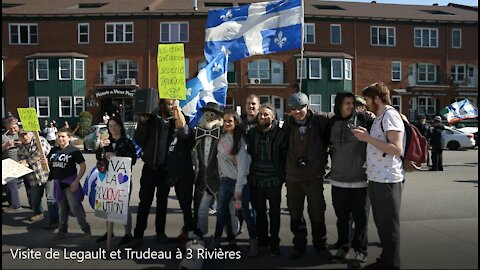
top-left (58, 187), bottom-right (90, 233)
top-left (45, 181), bottom-right (59, 224)
top-left (240, 184), bottom-right (257, 239)
top-left (29, 185), bottom-right (45, 215)
top-left (196, 190), bottom-right (236, 238)
top-left (6, 179), bottom-right (21, 208)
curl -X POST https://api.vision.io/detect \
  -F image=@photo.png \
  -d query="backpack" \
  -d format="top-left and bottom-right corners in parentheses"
top-left (380, 108), bottom-right (428, 172)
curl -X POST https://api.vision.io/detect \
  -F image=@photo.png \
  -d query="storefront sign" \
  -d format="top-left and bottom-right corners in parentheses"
top-left (459, 92), bottom-right (478, 97)
top-left (157, 44), bottom-right (186, 100)
top-left (96, 89), bottom-right (135, 98)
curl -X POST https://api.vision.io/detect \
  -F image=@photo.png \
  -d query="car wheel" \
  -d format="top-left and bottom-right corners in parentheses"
top-left (447, 141), bottom-right (460, 151)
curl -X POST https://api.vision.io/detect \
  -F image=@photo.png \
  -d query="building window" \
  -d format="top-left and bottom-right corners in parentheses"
top-left (296, 59), bottom-right (307, 79)
top-left (330, 94), bottom-right (336, 113)
top-left (391, 61), bottom-right (401, 81)
top-left (452, 28), bottom-right (461, 49)
top-left (371, 26), bottom-right (395, 46)
top-left (392, 95), bottom-right (402, 113)
top-left (309, 94), bottom-right (322, 113)
top-left (197, 60), bottom-right (207, 71)
top-left (74, 59), bottom-right (84, 80)
top-left (28, 97), bottom-right (35, 108)
top-left (331, 59), bottom-right (343, 80)
top-left (74, 97), bottom-right (85, 117)
top-left (36, 97), bottom-right (50, 118)
top-left (309, 58), bottom-right (321, 79)
top-left (249, 60), bottom-right (270, 80)
top-left (105, 22), bottom-right (133, 43)
top-left (304, 23), bottom-right (315, 44)
top-left (58, 59), bottom-right (71, 80)
top-left (414, 28), bottom-right (438, 48)
top-left (102, 60), bottom-right (138, 84)
top-left (160, 22), bottom-right (189, 43)
top-left (59, 96), bottom-right (72, 117)
top-left (28, 60), bottom-right (35, 81)
top-left (451, 65), bottom-right (466, 82)
top-left (344, 59), bottom-right (352, 80)
top-left (330, 24), bottom-right (341, 45)
top-left (9, 24), bottom-right (38, 45)
top-left (36, 59), bottom-right (48, 80)
top-left (184, 58), bottom-right (189, 78)
top-left (418, 63), bottom-right (436, 82)
top-left (418, 97), bottom-right (435, 116)
top-left (78, 23), bottom-right (89, 44)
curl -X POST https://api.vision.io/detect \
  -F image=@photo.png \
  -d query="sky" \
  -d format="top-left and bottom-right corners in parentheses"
top-left (327, 0), bottom-right (478, 6)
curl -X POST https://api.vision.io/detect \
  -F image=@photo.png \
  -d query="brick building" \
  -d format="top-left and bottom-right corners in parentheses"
top-left (2, 0), bottom-right (478, 125)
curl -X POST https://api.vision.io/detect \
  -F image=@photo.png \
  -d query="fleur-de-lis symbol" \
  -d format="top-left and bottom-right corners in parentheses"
top-left (220, 10), bottom-right (233, 21)
top-left (186, 88), bottom-right (192, 96)
top-left (274, 31), bottom-right (287, 48)
top-left (221, 46), bottom-right (231, 56)
top-left (212, 62), bottom-right (222, 72)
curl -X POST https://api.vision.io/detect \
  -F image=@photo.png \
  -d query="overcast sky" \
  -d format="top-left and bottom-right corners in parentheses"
top-left (326, 0), bottom-right (478, 6)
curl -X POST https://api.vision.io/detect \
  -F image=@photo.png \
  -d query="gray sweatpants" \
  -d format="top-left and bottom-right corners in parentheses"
top-left (368, 181), bottom-right (403, 269)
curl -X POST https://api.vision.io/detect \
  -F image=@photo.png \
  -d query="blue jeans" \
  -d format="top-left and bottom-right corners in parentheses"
top-left (29, 185), bottom-right (44, 215)
top-left (240, 184), bottom-right (257, 239)
top-left (45, 181), bottom-right (59, 224)
top-left (6, 179), bottom-right (21, 208)
top-left (58, 187), bottom-right (90, 233)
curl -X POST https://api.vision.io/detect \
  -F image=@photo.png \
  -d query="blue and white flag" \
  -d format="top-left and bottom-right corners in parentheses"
top-left (204, 0), bottom-right (303, 62)
top-left (180, 50), bottom-right (229, 128)
top-left (440, 99), bottom-right (478, 124)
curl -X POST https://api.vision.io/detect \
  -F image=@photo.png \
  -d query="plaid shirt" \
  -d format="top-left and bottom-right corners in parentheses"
top-left (17, 135), bottom-right (51, 186)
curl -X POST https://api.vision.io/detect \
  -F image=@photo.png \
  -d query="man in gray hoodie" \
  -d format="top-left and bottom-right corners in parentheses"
top-left (326, 92), bottom-right (374, 265)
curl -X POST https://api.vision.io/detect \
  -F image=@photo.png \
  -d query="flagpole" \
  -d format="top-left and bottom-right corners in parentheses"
top-left (299, 0), bottom-right (305, 93)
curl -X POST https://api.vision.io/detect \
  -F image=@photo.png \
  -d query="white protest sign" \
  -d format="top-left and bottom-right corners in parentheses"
top-left (2, 158), bottom-right (34, 185)
top-left (94, 156), bottom-right (131, 225)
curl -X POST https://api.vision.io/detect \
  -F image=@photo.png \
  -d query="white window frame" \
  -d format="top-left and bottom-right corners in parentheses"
top-left (304, 23), bottom-right (315, 44)
top-left (417, 63), bottom-right (436, 82)
top-left (370, 26), bottom-right (396, 46)
top-left (418, 96), bottom-right (436, 116)
top-left (160, 22), bottom-right (189, 43)
top-left (58, 59), bottom-right (71, 80)
top-left (391, 61), bottom-right (402, 82)
top-left (330, 24), bottom-right (342, 45)
top-left (344, 59), bottom-right (352, 80)
top-left (309, 58), bottom-right (321, 79)
top-left (414, 28), bottom-right (439, 48)
top-left (74, 59), bottom-right (85, 80)
top-left (28, 97), bottom-right (35, 108)
top-left (59, 96), bottom-right (72, 117)
top-left (309, 94), bottom-right (322, 113)
top-left (452, 28), bottom-right (462, 49)
top-left (451, 64), bottom-right (467, 82)
top-left (331, 59), bottom-right (343, 80)
top-left (330, 94), bottom-right (336, 113)
top-left (36, 96), bottom-right (50, 118)
top-left (392, 95), bottom-right (402, 113)
top-left (78, 23), bottom-right (90, 44)
top-left (248, 59), bottom-right (271, 80)
top-left (296, 59), bottom-right (307, 79)
top-left (8, 23), bottom-right (38, 45)
top-left (105, 22), bottom-right (134, 43)
top-left (74, 96), bottom-right (85, 117)
top-left (36, 59), bottom-right (49, 81)
top-left (27, 60), bottom-right (35, 81)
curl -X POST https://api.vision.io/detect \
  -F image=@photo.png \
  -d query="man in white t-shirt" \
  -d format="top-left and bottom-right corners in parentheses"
top-left (352, 82), bottom-right (405, 270)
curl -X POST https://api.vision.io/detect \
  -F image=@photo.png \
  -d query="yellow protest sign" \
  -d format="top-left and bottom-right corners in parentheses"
top-left (17, 108), bottom-right (40, 131)
top-left (157, 44), bottom-right (186, 100)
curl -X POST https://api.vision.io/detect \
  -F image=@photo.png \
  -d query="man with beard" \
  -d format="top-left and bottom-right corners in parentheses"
top-left (241, 94), bottom-right (260, 132)
top-left (247, 104), bottom-right (288, 256)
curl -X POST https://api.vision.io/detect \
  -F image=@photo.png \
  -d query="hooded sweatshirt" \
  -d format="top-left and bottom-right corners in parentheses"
top-left (326, 92), bottom-right (374, 188)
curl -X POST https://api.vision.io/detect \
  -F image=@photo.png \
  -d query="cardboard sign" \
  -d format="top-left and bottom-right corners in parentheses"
top-left (94, 156), bottom-right (131, 225)
top-left (17, 108), bottom-right (40, 131)
top-left (157, 43), bottom-right (186, 100)
top-left (2, 158), bottom-right (34, 185)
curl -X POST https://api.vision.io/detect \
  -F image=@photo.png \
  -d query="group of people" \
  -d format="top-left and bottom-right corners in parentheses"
top-left (41, 120), bottom-right (71, 146)
top-left (415, 115), bottom-right (446, 171)
top-left (3, 82), bottom-right (419, 269)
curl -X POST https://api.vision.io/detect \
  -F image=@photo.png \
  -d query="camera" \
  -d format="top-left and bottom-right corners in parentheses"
top-left (296, 157), bottom-right (308, 169)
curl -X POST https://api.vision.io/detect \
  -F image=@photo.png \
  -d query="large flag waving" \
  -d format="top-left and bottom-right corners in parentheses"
top-left (180, 50), bottom-right (229, 128)
top-left (204, 0), bottom-right (303, 62)
top-left (439, 99), bottom-right (478, 124)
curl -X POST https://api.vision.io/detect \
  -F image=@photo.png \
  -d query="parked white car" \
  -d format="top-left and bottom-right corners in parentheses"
top-left (442, 126), bottom-right (476, 150)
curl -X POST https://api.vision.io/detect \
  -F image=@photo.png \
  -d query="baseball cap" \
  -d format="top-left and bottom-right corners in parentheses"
top-left (18, 128), bottom-right (30, 135)
top-left (355, 96), bottom-right (366, 106)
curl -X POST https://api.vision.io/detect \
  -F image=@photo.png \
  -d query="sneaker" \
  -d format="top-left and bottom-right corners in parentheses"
top-left (118, 234), bottom-right (133, 246)
top-left (332, 248), bottom-right (347, 262)
top-left (355, 251), bottom-right (367, 263)
top-left (156, 233), bottom-right (169, 244)
top-left (83, 231), bottom-right (92, 241)
top-left (270, 246), bottom-right (280, 256)
top-left (289, 248), bottom-right (305, 260)
top-left (29, 213), bottom-right (45, 223)
top-left (208, 208), bottom-right (217, 215)
top-left (51, 231), bottom-right (67, 241)
top-left (3, 206), bottom-right (22, 213)
top-left (126, 237), bottom-right (143, 249)
top-left (44, 223), bottom-right (59, 230)
top-left (248, 239), bottom-right (259, 258)
top-left (96, 232), bottom-right (114, 243)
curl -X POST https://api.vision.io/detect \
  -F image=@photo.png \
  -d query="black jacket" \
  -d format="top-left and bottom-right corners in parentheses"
top-left (95, 136), bottom-right (137, 165)
top-left (167, 124), bottom-right (195, 179)
top-left (430, 125), bottom-right (445, 149)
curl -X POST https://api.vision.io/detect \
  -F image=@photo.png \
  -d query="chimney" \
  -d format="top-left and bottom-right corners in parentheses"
top-left (193, 0), bottom-right (198, 10)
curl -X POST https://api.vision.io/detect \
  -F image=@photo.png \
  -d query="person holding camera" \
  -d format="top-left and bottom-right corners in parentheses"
top-left (284, 92), bottom-right (334, 260)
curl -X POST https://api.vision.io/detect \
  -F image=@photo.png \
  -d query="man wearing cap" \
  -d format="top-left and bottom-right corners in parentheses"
top-left (17, 128), bottom-right (58, 226)
top-left (354, 96), bottom-right (367, 113)
top-left (430, 116), bottom-right (445, 171)
top-left (284, 91), bottom-right (334, 259)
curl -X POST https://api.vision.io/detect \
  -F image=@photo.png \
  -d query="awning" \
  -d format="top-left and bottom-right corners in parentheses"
top-left (25, 52), bottom-right (88, 59)
top-left (95, 88), bottom-right (136, 98)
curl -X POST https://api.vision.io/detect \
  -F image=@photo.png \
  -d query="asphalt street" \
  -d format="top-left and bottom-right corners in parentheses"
top-left (2, 148), bottom-right (478, 269)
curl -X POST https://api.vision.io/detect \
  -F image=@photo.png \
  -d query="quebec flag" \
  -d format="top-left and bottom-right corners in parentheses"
top-left (204, 0), bottom-right (303, 62)
top-left (180, 50), bottom-right (229, 128)
top-left (440, 99), bottom-right (478, 124)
